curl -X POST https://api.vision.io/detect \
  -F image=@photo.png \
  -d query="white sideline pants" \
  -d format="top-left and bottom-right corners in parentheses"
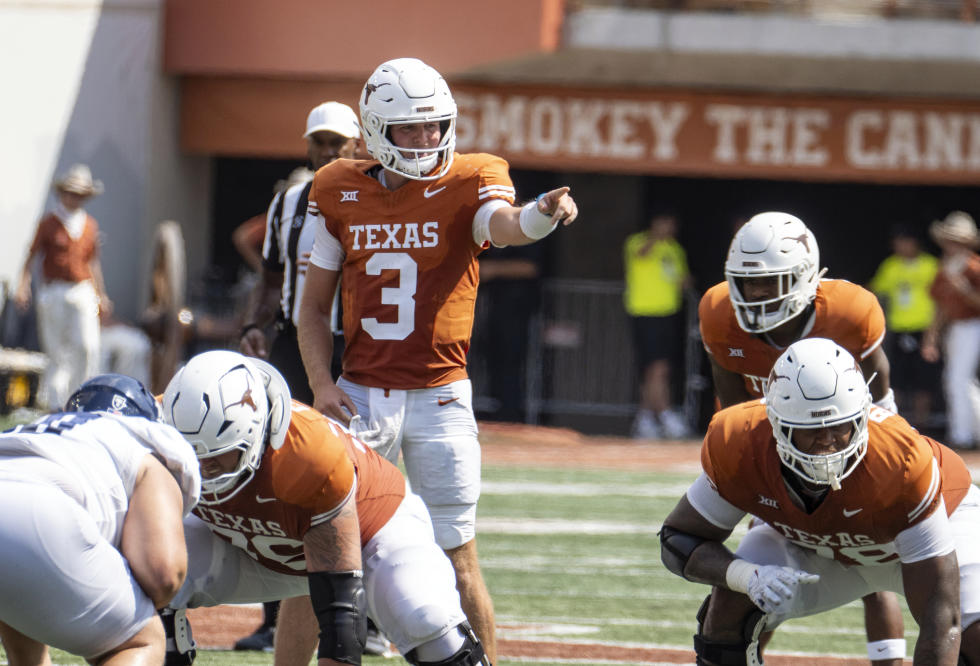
top-left (942, 318), bottom-right (980, 447)
top-left (36, 279), bottom-right (100, 409)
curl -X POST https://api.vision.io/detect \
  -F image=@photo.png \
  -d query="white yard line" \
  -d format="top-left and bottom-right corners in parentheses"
top-left (482, 481), bottom-right (694, 497)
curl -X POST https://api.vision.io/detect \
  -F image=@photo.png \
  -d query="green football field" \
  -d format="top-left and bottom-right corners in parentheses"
top-left (1, 456), bottom-right (919, 665)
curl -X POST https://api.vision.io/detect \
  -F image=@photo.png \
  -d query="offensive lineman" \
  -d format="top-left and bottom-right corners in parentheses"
top-left (297, 57), bottom-right (579, 663)
top-left (661, 338), bottom-right (980, 666)
top-left (698, 211), bottom-right (907, 664)
top-left (160, 350), bottom-right (489, 666)
top-left (0, 374), bottom-right (199, 666)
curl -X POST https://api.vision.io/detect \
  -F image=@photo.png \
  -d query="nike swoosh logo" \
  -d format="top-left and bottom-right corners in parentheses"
top-left (437, 397), bottom-right (459, 406)
top-left (256, 495), bottom-right (277, 504)
top-left (423, 185), bottom-right (446, 198)
top-left (843, 508), bottom-right (863, 517)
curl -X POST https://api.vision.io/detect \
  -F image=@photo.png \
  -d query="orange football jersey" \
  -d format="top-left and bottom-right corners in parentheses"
top-left (701, 401), bottom-right (972, 566)
top-left (699, 279), bottom-right (885, 398)
top-left (192, 400), bottom-right (406, 575)
top-left (310, 153), bottom-right (516, 389)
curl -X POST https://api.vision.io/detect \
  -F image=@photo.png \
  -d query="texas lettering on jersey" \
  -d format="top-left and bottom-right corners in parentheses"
top-left (192, 401), bottom-right (406, 575)
top-left (701, 402), bottom-right (972, 566)
top-left (699, 279), bottom-right (886, 398)
top-left (311, 152), bottom-right (516, 390)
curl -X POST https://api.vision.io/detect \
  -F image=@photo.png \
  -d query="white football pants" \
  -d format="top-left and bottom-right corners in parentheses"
top-left (172, 489), bottom-right (467, 656)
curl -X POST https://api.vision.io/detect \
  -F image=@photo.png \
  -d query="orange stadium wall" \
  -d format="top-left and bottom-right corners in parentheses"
top-left (163, 0), bottom-right (565, 77)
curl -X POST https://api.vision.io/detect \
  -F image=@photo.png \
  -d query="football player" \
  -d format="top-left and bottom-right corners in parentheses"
top-left (237, 100), bottom-right (364, 655)
top-left (660, 338), bottom-right (980, 666)
top-left (0, 374), bottom-right (199, 666)
top-left (297, 57), bottom-right (579, 663)
top-left (160, 350), bottom-right (489, 666)
top-left (699, 211), bottom-right (906, 664)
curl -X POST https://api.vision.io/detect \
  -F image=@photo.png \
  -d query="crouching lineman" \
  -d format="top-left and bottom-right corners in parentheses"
top-left (159, 350), bottom-right (489, 666)
top-left (660, 337), bottom-right (980, 666)
top-left (0, 374), bottom-right (199, 666)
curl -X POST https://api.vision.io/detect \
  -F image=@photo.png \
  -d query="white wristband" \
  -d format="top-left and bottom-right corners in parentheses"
top-left (725, 559), bottom-right (757, 594)
top-left (866, 638), bottom-right (906, 660)
top-left (873, 387), bottom-right (897, 414)
top-left (519, 200), bottom-right (558, 240)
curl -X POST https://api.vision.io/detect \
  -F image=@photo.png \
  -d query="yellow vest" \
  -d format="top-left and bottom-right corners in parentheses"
top-left (623, 232), bottom-right (688, 316)
top-left (868, 253), bottom-right (939, 332)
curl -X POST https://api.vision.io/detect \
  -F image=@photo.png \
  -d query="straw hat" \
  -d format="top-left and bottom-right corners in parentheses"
top-left (54, 163), bottom-right (104, 197)
top-left (930, 211), bottom-right (980, 248)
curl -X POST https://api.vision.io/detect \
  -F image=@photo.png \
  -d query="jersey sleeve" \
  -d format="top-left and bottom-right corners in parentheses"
top-left (698, 283), bottom-right (729, 358)
top-left (269, 416), bottom-right (356, 525)
top-left (834, 283), bottom-right (886, 359)
top-left (309, 212), bottom-right (344, 271)
top-left (686, 472), bottom-right (746, 530)
top-left (855, 286), bottom-right (886, 358)
top-left (899, 451), bottom-right (944, 531)
top-left (475, 155), bottom-right (516, 207)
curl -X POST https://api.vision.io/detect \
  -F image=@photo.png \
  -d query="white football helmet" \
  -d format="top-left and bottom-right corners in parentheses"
top-left (725, 212), bottom-right (823, 333)
top-left (765, 338), bottom-right (871, 491)
top-left (162, 350), bottom-right (291, 505)
top-left (359, 57), bottom-right (456, 181)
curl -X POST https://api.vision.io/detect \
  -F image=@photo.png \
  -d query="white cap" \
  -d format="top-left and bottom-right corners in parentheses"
top-left (304, 101), bottom-right (360, 139)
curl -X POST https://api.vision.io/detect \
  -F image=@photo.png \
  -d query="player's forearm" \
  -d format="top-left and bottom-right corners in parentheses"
top-left (297, 306), bottom-right (336, 392)
top-left (303, 502), bottom-right (361, 573)
top-left (245, 284), bottom-right (281, 328)
top-left (677, 539), bottom-right (739, 588)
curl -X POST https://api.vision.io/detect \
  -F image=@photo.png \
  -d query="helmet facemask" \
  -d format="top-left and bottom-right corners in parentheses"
top-left (360, 58), bottom-right (457, 181)
top-left (728, 265), bottom-right (813, 334)
top-left (765, 338), bottom-right (872, 492)
top-left (725, 212), bottom-right (822, 333)
top-left (772, 412), bottom-right (869, 491)
top-left (163, 351), bottom-right (288, 506)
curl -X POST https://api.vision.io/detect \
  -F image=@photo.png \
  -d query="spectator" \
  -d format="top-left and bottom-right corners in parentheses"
top-left (14, 164), bottom-right (112, 410)
top-left (159, 350), bottom-right (489, 666)
top-left (868, 225), bottom-right (941, 431)
top-left (236, 104), bottom-right (361, 653)
top-left (240, 104), bottom-right (359, 401)
top-left (0, 373), bottom-right (199, 665)
top-left (922, 211), bottom-right (980, 450)
top-left (623, 211), bottom-right (693, 439)
top-left (297, 58), bottom-right (579, 663)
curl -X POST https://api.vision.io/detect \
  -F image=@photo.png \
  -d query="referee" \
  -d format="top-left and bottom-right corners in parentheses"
top-left (239, 101), bottom-right (360, 403)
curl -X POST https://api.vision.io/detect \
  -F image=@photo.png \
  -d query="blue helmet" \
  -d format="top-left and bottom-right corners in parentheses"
top-left (65, 374), bottom-right (161, 421)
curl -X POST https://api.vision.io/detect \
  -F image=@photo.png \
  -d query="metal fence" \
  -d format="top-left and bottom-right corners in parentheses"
top-left (470, 278), bottom-right (710, 433)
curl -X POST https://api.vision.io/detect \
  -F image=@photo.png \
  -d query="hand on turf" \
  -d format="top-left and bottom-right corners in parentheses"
top-left (746, 565), bottom-right (819, 614)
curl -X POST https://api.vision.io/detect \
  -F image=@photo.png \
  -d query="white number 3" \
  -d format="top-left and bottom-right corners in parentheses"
top-left (361, 252), bottom-right (417, 340)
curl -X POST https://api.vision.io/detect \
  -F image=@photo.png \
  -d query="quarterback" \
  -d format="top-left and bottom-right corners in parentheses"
top-left (297, 57), bottom-right (579, 662)
top-left (0, 374), bottom-right (199, 665)
top-left (661, 338), bottom-right (980, 666)
top-left (160, 350), bottom-right (487, 666)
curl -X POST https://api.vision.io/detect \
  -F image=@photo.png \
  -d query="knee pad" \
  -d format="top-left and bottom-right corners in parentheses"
top-left (692, 595), bottom-right (766, 666)
top-left (404, 622), bottom-right (490, 666)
